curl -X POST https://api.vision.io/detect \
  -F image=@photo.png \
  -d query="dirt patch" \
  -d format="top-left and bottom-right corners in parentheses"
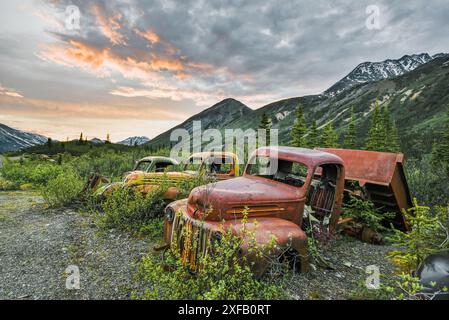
top-left (0, 191), bottom-right (152, 300)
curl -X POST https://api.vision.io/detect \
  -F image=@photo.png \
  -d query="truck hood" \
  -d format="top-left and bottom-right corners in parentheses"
top-left (124, 171), bottom-right (192, 186)
top-left (188, 175), bottom-right (306, 220)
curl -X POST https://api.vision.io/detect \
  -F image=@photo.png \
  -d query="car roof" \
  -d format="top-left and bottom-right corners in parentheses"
top-left (250, 146), bottom-right (344, 168)
top-left (138, 156), bottom-right (179, 165)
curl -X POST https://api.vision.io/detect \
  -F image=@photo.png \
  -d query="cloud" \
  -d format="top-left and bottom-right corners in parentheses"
top-left (0, 84), bottom-right (23, 98)
top-left (90, 3), bottom-right (127, 45)
top-left (0, 94), bottom-right (185, 121)
top-left (2, 0), bottom-right (449, 135)
top-left (30, 0), bottom-right (449, 110)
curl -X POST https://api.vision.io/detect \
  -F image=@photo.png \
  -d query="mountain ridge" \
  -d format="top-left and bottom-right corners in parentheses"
top-left (146, 53), bottom-right (449, 158)
top-left (118, 136), bottom-right (150, 146)
top-left (0, 123), bottom-right (47, 153)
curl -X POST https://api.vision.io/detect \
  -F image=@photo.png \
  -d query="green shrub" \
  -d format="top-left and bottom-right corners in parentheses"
top-left (40, 170), bottom-right (84, 207)
top-left (406, 156), bottom-right (449, 207)
top-left (388, 199), bottom-right (449, 273)
top-left (0, 177), bottom-right (18, 190)
top-left (98, 188), bottom-right (166, 233)
top-left (135, 212), bottom-right (287, 300)
top-left (342, 195), bottom-right (395, 232)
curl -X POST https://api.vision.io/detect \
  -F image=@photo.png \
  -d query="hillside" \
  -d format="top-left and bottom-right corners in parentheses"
top-left (148, 98), bottom-right (252, 148)
top-left (147, 54), bottom-right (449, 158)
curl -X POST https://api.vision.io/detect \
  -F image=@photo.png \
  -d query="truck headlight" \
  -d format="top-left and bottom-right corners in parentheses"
top-left (165, 206), bottom-right (175, 222)
top-left (212, 232), bottom-right (222, 245)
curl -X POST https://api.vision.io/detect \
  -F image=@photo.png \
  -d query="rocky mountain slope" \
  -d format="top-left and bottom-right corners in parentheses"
top-left (148, 98), bottom-right (252, 148)
top-left (324, 53), bottom-right (434, 97)
top-left (147, 53), bottom-right (449, 158)
top-left (0, 123), bottom-right (47, 153)
top-left (117, 136), bottom-right (150, 146)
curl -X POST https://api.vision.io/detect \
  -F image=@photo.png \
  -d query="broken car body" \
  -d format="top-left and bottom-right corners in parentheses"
top-left (164, 147), bottom-right (346, 276)
top-left (319, 148), bottom-right (413, 231)
top-left (163, 146), bottom-right (414, 275)
top-left (107, 152), bottom-right (240, 200)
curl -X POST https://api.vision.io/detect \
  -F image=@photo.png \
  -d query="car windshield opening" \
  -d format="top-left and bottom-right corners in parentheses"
top-left (247, 156), bottom-right (308, 187)
top-left (306, 164), bottom-right (340, 221)
top-left (134, 161), bottom-right (151, 172)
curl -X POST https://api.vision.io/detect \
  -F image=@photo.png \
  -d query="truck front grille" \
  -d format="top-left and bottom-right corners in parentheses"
top-left (171, 213), bottom-right (212, 271)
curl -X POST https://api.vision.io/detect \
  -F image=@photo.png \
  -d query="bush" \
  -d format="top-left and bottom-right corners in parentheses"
top-left (40, 170), bottom-right (84, 207)
top-left (406, 156), bottom-right (449, 206)
top-left (98, 187), bottom-right (166, 233)
top-left (0, 176), bottom-right (18, 191)
top-left (388, 199), bottom-right (449, 273)
top-left (342, 195), bottom-right (395, 232)
top-left (135, 212), bottom-right (287, 300)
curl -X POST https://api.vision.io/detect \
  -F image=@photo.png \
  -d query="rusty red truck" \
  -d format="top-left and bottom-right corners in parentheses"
top-left (163, 146), bottom-right (412, 276)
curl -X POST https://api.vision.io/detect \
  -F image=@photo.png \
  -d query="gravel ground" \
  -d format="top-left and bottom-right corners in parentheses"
top-left (0, 191), bottom-right (397, 300)
top-left (285, 235), bottom-right (396, 299)
top-left (0, 191), bottom-right (152, 300)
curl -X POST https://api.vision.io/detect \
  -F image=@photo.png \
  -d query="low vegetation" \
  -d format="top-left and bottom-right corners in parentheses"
top-left (134, 211), bottom-right (288, 300)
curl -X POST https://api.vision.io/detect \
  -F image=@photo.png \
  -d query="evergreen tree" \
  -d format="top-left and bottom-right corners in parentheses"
top-left (105, 133), bottom-right (111, 144)
top-left (382, 105), bottom-right (401, 152)
top-left (388, 120), bottom-right (401, 152)
top-left (291, 104), bottom-right (308, 148)
top-left (343, 107), bottom-right (357, 149)
top-left (79, 132), bottom-right (84, 144)
top-left (308, 120), bottom-right (319, 148)
top-left (321, 123), bottom-right (338, 148)
top-left (365, 100), bottom-right (387, 151)
top-left (46, 138), bottom-right (53, 149)
top-left (258, 113), bottom-right (272, 146)
top-left (431, 106), bottom-right (449, 176)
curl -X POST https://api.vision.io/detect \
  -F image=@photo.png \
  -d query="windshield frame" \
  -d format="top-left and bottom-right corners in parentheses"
top-left (244, 155), bottom-right (313, 189)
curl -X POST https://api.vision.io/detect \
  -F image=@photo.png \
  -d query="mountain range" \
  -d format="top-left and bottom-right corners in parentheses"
top-left (0, 123), bottom-right (47, 153)
top-left (1, 52), bottom-right (448, 157)
top-left (147, 52), bottom-right (449, 158)
top-left (117, 136), bottom-right (150, 146)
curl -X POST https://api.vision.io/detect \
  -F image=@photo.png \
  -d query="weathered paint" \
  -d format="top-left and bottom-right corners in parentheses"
top-left (319, 148), bottom-right (412, 230)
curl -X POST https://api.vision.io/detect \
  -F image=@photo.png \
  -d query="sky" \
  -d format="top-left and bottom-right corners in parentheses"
top-left (0, 0), bottom-right (448, 141)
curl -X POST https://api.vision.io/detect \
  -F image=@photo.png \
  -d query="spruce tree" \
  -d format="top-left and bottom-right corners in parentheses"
top-left (382, 105), bottom-right (401, 152)
top-left (343, 107), bottom-right (357, 149)
top-left (308, 120), bottom-right (319, 148)
top-left (389, 120), bottom-right (401, 152)
top-left (47, 138), bottom-right (53, 149)
top-left (321, 123), bottom-right (338, 148)
top-left (291, 104), bottom-right (308, 148)
top-left (365, 100), bottom-right (387, 151)
top-left (258, 113), bottom-right (272, 146)
top-left (105, 133), bottom-right (111, 144)
top-left (431, 106), bottom-right (449, 176)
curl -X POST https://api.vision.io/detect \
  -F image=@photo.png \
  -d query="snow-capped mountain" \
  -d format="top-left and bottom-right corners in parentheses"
top-left (89, 138), bottom-right (104, 144)
top-left (0, 123), bottom-right (47, 153)
top-left (117, 136), bottom-right (150, 146)
top-left (324, 53), bottom-right (435, 97)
